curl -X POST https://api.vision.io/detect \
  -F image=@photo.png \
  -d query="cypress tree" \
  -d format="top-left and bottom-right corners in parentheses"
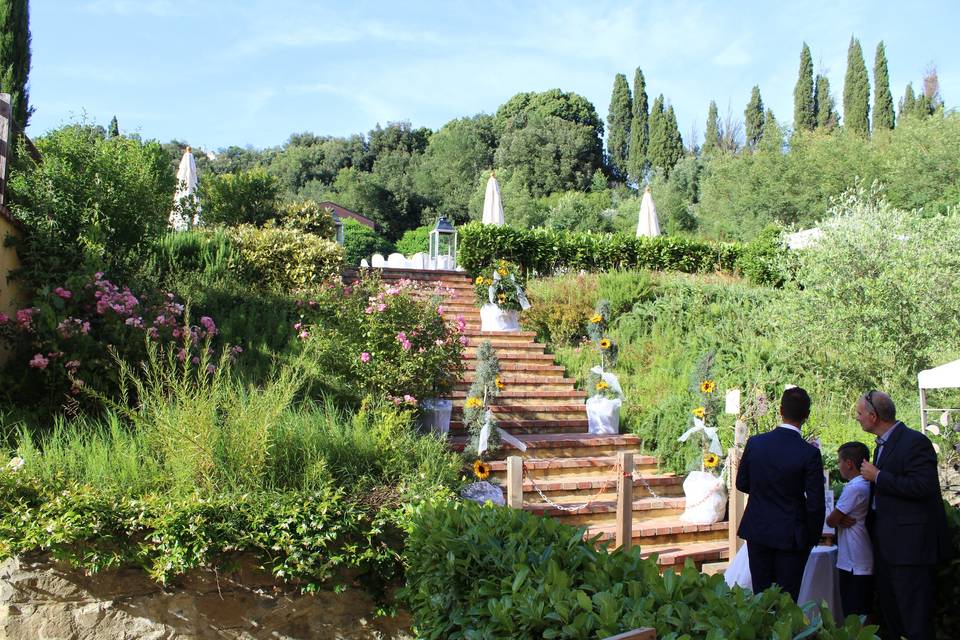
top-left (627, 67), bottom-right (649, 183)
top-left (108, 115), bottom-right (119, 138)
top-left (814, 74), bottom-right (839, 131)
top-left (873, 41), bottom-right (895, 131)
top-left (899, 83), bottom-right (917, 119)
top-left (647, 95), bottom-right (668, 174)
top-left (703, 100), bottom-right (720, 154)
top-left (843, 36), bottom-right (870, 136)
top-left (0, 0), bottom-right (31, 132)
top-left (664, 104), bottom-right (683, 171)
top-left (606, 73), bottom-right (632, 181)
top-left (793, 43), bottom-right (815, 132)
top-left (744, 86), bottom-right (765, 149)
top-left (760, 108), bottom-right (782, 151)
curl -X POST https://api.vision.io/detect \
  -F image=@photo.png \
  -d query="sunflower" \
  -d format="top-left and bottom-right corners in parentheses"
top-left (703, 453), bottom-right (720, 469)
top-left (497, 293), bottom-right (507, 304)
top-left (495, 375), bottom-right (505, 390)
top-left (473, 459), bottom-right (491, 480)
top-left (590, 313), bottom-right (603, 324)
top-left (692, 406), bottom-right (706, 419)
top-left (599, 338), bottom-right (612, 350)
top-left (497, 267), bottom-right (508, 277)
top-left (596, 380), bottom-right (609, 391)
top-left (484, 277), bottom-right (494, 286)
top-left (465, 397), bottom-right (484, 410)
top-left (700, 380), bottom-right (716, 394)
top-left (475, 276), bottom-right (484, 285)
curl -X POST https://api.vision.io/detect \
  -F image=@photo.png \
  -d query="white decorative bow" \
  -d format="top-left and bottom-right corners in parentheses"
top-left (678, 418), bottom-right (723, 456)
top-left (477, 409), bottom-right (528, 456)
top-left (489, 271), bottom-right (531, 310)
top-left (590, 365), bottom-right (624, 398)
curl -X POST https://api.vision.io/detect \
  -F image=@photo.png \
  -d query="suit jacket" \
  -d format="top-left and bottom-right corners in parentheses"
top-left (736, 426), bottom-right (825, 551)
top-left (869, 422), bottom-right (951, 566)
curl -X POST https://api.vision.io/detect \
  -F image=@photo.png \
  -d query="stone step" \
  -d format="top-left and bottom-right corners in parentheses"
top-left (526, 498), bottom-right (688, 528)
top-left (455, 376), bottom-right (577, 392)
top-left (449, 390), bottom-right (587, 406)
top-left (487, 454), bottom-right (660, 481)
top-left (448, 418), bottom-right (589, 435)
top-left (586, 520), bottom-right (729, 550)
top-left (453, 404), bottom-right (586, 421)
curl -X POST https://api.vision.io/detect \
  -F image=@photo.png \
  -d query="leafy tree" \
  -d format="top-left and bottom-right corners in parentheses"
top-left (414, 115), bottom-right (497, 224)
top-left (814, 74), bottom-right (839, 131)
top-left (627, 67), bottom-right (649, 183)
top-left (647, 96), bottom-right (668, 174)
top-left (494, 89), bottom-right (604, 142)
top-left (843, 37), bottom-right (870, 136)
top-left (606, 73), bottom-right (632, 181)
top-left (899, 83), bottom-right (917, 119)
top-left (542, 190), bottom-right (614, 233)
top-left (368, 121), bottom-right (430, 160)
top-left (342, 217), bottom-right (394, 266)
top-left (108, 115), bottom-right (119, 138)
top-left (201, 167), bottom-right (281, 227)
top-left (873, 41), bottom-right (895, 131)
top-left (703, 100), bottom-right (720, 155)
top-left (918, 65), bottom-right (943, 116)
top-left (664, 105), bottom-right (683, 169)
top-left (269, 142), bottom-right (327, 196)
top-left (760, 109), bottom-right (780, 149)
top-left (394, 224), bottom-right (431, 256)
top-left (793, 43), bottom-right (815, 132)
top-left (368, 149), bottom-right (426, 238)
top-left (0, 0), bottom-right (31, 131)
top-left (744, 86), bottom-right (765, 149)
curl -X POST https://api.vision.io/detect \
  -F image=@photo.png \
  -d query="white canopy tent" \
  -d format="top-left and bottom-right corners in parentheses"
top-left (918, 359), bottom-right (960, 433)
top-left (636, 186), bottom-right (660, 237)
top-left (481, 174), bottom-right (505, 225)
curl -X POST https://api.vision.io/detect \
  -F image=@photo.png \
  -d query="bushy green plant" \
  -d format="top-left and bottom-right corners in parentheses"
top-left (394, 224), bottom-right (432, 256)
top-left (226, 224), bottom-right (345, 290)
top-left (200, 167), bottom-right (281, 227)
top-left (735, 224), bottom-right (791, 286)
top-left (276, 199), bottom-right (337, 238)
top-left (8, 124), bottom-right (175, 288)
top-left (472, 260), bottom-right (527, 311)
top-left (343, 218), bottom-right (394, 266)
top-left (402, 500), bottom-right (876, 639)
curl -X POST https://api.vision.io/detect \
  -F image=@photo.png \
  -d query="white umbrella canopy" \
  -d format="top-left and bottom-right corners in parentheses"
top-left (170, 146), bottom-right (199, 231)
top-left (636, 186), bottom-right (660, 237)
top-left (481, 173), bottom-right (505, 225)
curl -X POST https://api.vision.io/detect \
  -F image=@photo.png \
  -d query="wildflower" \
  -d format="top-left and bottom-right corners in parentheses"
top-left (692, 406), bottom-right (706, 419)
top-left (465, 397), bottom-right (483, 410)
top-left (230, 346), bottom-right (244, 355)
top-left (53, 287), bottom-right (72, 299)
top-left (16, 308), bottom-right (34, 329)
top-left (700, 380), bottom-right (716, 394)
top-left (377, 303), bottom-right (386, 312)
top-left (206, 364), bottom-right (216, 374)
top-left (200, 316), bottom-right (217, 335)
top-left (6, 457), bottom-right (25, 473)
top-left (435, 338), bottom-right (445, 346)
top-left (360, 351), bottom-right (371, 363)
top-left (472, 459), bottom-right (491, 480)
top-left (191, 356), bottom-right (200, 365)
top-left (599, 338), bottom-right (612, 350)
top-left (590, 313), bottom-right (602, 324)
top-left (437, 305), bottom-right (445, 316)
top-left (703, 453), bottom-right (720, 469)
top-left (497, 266), bottom-right (508, 277)
top-left (29, 353), bottom-right (49, 370)
top-left (497, 293), bottom-right (506, 304)
top-left (64, 360), bottom-right (81, 371)
top-left (176, 349), bottom-right (188, 362)
top-left (401, 340), bottom-right (412, 351)
top-left (365, 306), bottom-right (374, 314)
top-left (293, 321), bottom-right (303, 330)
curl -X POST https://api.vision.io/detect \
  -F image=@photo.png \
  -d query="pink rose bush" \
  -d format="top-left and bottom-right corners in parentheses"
top-left (0, 272), bottom-right (227, 408)
top-left (291, 275), bottom-right (464, 403)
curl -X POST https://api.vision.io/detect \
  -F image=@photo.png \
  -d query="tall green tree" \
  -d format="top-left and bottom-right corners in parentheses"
top-left (664, 105), bottom-right (683, 170)
top-left (814, 74), bottom-right (839, 131)
top-left (872, 41), bottom-right (895, 131)
top-left (898, 83), bottom-right (917, 119)
top-left (627, 67), bottom-right (649, 183)
top-left (108, 115), bottom-right (119, 138)
top-left (843, 37), bottom-right (870, 136)
top-left (703, 100), bottom-right (720, 154)
top-left (647, 95), bottom-right (668, 173)
top-left (744, 86), bottom-right (765, 149)
top-left (793, 43), bottom-right (815, 132)
top-left (0, 0), bottom-right (31, 132)
top-left (606, 73), bottom-right (632, 181)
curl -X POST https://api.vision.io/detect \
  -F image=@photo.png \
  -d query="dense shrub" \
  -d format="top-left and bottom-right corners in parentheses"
top-left (8, 124), bottom-right (175, 288)
top-left (200, 167), bottom-right (281, 227)
top-left (394, 224), bottom-right (432, 256)
top-left (226, 225), bottom-right (345, 290)
top-left (343, 218), bottom-right (395, 265)
top-left (457, 222), bottom-right (743, 279)
top-left (402, 500), bottom-right (875, 639)
top-left (276, 199), bottom-right (337, 238)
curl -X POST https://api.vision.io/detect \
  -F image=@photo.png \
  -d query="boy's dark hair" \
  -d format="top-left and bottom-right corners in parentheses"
top-left (780, 387), bottom-right (811, 423)
top-left (838, 441), bottom-right (870, 470)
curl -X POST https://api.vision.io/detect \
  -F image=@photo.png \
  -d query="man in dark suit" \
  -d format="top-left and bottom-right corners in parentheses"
top-left (857, 390), bottom-right (950, 640)
top-left (736, 387), bottom-right (826, 601)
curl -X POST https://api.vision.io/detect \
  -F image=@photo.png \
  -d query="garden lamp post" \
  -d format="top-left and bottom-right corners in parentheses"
top-left (331, 210), bottom-right (345, 245)
top-left (429, 215), bottom-right (457, 270)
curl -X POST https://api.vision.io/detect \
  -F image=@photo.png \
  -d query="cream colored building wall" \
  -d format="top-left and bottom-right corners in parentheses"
top-left (0, 214), bottom-right (25, 365)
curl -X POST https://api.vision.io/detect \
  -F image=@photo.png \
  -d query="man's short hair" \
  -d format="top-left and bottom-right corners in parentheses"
top-left (781, 387), bottom-right (811, 423)
top-left (838, 441), bottom-right (870, 470)
top-left (864, 391), bottom-right (897, 422)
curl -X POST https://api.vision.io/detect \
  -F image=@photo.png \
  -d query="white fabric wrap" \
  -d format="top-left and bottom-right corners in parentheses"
top-left (586, 396), bottom-right (621, 434)
top-left (679, 470), bottom-right (727, 524)
top-left (480, 303), bottom-right (519, 332)
top-left (488, 272), bottom-right (531, 310)
top-left (678, 418), bottom-right (724, 456)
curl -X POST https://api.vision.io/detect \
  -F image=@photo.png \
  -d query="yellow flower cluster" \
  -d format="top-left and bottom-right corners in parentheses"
top-left (497, 293), bottom-right (506, 303)
top-left (475, 276), bottom-right (494, 287)
top-left (497, 266), bottom-right (508, 277)
top-left (590, 313), bottom-right (603, 324)
top-left (465, 397), bottom-right (483, 410)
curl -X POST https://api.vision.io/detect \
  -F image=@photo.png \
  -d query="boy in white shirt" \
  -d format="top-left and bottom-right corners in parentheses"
top-left (826, 441), bottom-right (874, 618)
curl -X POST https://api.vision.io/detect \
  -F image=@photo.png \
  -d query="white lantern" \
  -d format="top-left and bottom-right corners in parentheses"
top-left (429, 215), bottom-right (457, 269)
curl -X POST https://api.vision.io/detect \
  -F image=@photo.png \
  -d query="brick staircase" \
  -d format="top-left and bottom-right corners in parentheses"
top-left (374, 267), bottom-right (729, 571)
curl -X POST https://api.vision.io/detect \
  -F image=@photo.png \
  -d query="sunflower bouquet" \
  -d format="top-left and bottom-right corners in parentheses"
top-left (684, 351), bottom-right (725, 473)
top-left (473, 260), bottom-right (528, 312)
top-left (464, 339), bottom-right (502, 458)
top-left (586, 300), bottom-right (618, 370)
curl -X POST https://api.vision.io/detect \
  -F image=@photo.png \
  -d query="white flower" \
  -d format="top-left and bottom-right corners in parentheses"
top-left (6, 457), bottom-right (24, 472)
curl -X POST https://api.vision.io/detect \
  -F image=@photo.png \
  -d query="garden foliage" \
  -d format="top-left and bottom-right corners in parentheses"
top-left (224, 224), bottom-right (345, 290)
top-left (199, 167), bottom-right (281, 227)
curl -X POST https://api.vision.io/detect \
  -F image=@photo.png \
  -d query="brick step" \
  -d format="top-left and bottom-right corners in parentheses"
top-left (460, 352), bottom-right (557, 364)
top-left (586, 520), bottom-right (729, 549)
top-left (450, 432), bottom-right (637, 459)
top-left (448, 418), bottom-right (589, 435)
top-left (528, 499), bottom-right (688, 528)
top-left (462, 362), bottom-right (566, 376)
top-left (449, 390), bottom-right (587, 406)
top-left (488, 454), bottom-right (659, 481)
top-left (453, 404), bottom-right (586, 421)
top-left (518, 476), bottom-right (680, 503)
top-left (463, 342), bottom-right (546, 355)
top-left (642, 540), bottom-right (729, 572)
top-left (375, 268), bottom-right (469, 280)
top-left (455, 377), bottom-right (577, 392)
top-left (458, 331), bottom-right (537, 344)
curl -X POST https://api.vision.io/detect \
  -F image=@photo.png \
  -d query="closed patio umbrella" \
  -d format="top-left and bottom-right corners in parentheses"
top-left (170, 146), bottom-right (199, 231)
top-left (636, 185), bottom-right (661, 237)
top-left (481, 173), bottom-right (505, 225)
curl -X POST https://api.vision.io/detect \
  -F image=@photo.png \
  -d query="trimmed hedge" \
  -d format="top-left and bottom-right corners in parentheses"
top-left (402, 500), bottom-right (877, 639)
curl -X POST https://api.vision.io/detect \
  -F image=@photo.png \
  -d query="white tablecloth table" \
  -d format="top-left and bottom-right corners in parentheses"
top-left (724, 544), bottom-right (842, 623)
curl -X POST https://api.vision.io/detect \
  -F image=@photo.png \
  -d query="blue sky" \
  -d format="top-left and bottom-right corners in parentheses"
top-left (29, 0), bottom-right (959, 151)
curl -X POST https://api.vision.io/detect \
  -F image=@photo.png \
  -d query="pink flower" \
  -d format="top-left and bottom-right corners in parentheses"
top-left (395, 331), bottom-right (407, 342)
top-left (365, 306), bottom-right (374, 314)
top-left (437, 306), bottom-right (445, 316)
top-left (206, 364), bottom-right (216, 374)
top-left (70, 379), bottom-right (84, 395)
top-left (435, 339), bottom-right (445, 346)
top-left (147, 327), bottom-right (159, 339)
top-left (28, 353), bottom-right (49, 370)
top-left (230, 346), bottom-right (244, 355)
top-left (0, 313), bottom-right (7, 324)
top-left (403, 394), bottom-right (417, 406)
top-left (293, 321), bottom-right (303, 330)
top-left (401, 340), bottom-right (412, 351)
top-left (176, 349), bottom-right (187, 362)
top-left (298, 330), bottom-right (310, 340)
top-left (191, 356), bottom-right (200, 365)
top-left (455, 315), bottom-right (467, 333)
top-left (360, 352), bottom-right (371, 363)
top-left (200, 316), bottom-right (217, 335)
top-left (124, 316), bottom-right (144, 328)
top-left (65, 360), bottom-right (81, 371)
top-left (377, 303), bottom-right (386, 312)
top-left (16, 308), bottom-right (34, 329)
top-left (53, 287), bottom-right (72, 299)
top-left (458, 335), bottom-right (469, 346)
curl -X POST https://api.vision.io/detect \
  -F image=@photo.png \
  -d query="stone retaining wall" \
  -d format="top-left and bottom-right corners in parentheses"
top-left (0, 555), bottom-right (413, 639)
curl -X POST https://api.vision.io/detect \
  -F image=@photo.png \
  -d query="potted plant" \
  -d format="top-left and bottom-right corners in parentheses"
top-left (585, 300), bottom-right (623, 434)
top-left (475, 260), bottom-right (530, 332)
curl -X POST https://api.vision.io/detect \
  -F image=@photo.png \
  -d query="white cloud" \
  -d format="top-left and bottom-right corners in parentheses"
top-left (713, 41), bottom-right (751, 68)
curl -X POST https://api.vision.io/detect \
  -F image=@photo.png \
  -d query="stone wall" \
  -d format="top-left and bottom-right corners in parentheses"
top-left (0, 555), bottom-right (413, 640)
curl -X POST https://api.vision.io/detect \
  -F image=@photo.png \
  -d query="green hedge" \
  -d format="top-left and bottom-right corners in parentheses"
top-left (458, 222), bottom-right (747, 278)
top-left (402, 500), bottom-right (876, 639)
